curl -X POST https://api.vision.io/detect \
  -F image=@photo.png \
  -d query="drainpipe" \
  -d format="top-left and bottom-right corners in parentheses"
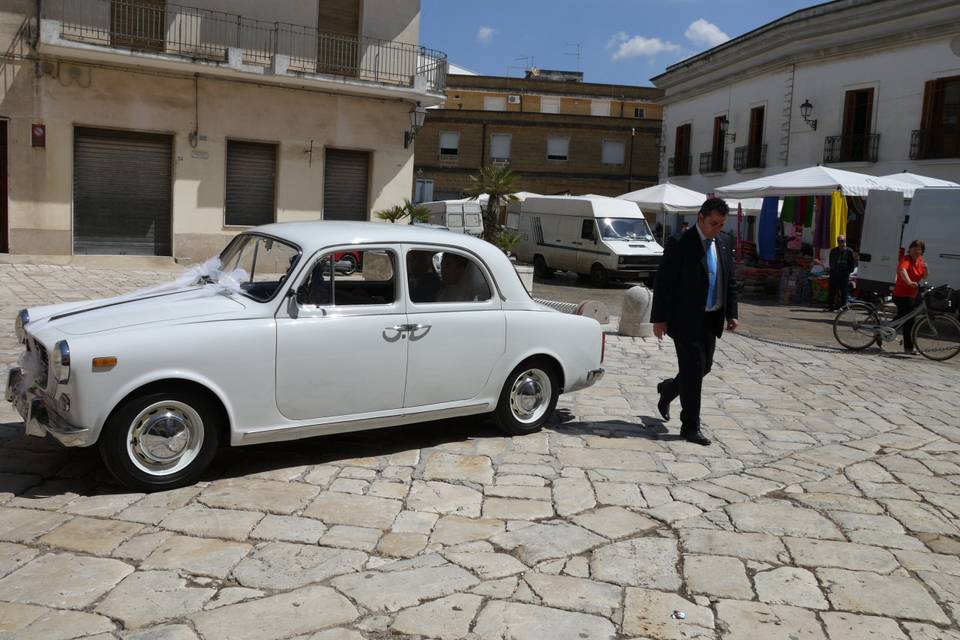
top-left (33, 0), bottom-right (42, 77)
top-left (480, 121), bottom-right (487, 169)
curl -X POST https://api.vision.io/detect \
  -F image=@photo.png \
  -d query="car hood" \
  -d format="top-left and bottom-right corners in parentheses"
top-left (26, 288), bottom-right (247, 336)
top-left (606, 240), bottom-right (664, 254)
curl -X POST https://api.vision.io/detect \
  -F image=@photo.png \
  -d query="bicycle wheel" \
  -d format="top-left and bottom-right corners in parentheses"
top-left (833, 304), bottom-right (879, 350)
top-left (913, 313), bottom-right (960, 361)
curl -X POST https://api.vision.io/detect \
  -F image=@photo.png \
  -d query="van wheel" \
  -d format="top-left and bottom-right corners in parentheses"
top-left (533, 255), bottom-right (553, 278)
top-left (590, 263), bottom-right (609, 287)
top-left (494, 358), bottom-right (560, 436)
top-left (99, 390), bottom-right (220, 491)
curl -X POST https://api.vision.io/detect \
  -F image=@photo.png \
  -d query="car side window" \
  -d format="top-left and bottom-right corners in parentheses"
top-left (407, 250), bottom-right (491, 304)
top-left (581, 220), bottom-right (596, 241)
top-left (297, 249), bottom-right (396, 307)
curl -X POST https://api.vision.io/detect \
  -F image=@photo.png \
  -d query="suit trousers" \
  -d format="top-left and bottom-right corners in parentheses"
top-left (828, 272), bottom-right (849, 310)
top-left (661, 310), bottom-right (722, 431)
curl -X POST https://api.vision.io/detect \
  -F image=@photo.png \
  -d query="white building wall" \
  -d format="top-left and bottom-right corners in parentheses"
top-left (659, 35), bottom-right (960, 195)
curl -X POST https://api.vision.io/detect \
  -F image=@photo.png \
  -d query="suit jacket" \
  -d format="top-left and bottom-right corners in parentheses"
top-left (828, 246), bottom-right (856, 276)
top-left (652, 226), bottom-right (738, 340)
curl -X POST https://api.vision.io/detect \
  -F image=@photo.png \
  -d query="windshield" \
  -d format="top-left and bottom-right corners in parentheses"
top-left (219, 234), bottom-right (300, 301)
top-left (598, 217), bottom-right (655, 241)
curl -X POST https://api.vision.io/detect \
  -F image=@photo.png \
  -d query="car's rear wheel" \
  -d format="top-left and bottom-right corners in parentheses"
top-left (494, 358), bottom-right (560, 436)
top-left (533, 255), bottom-right (553, 278)
top-left (99, 390), bottom-right (220, 491)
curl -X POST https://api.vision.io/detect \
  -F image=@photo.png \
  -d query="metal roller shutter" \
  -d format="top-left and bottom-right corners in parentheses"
top-left (74, 127), bottom-right (172, 255)
top-left (323, 149), bottom-right (370, 221)
top-left (225, 140), bottom-right (277, 227)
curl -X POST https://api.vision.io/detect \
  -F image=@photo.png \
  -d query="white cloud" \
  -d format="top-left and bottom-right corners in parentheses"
top-left (607, 31), bottom-right (682, 61)
top-left (477, 26), bottom-right (495, 44)
top-left (684, 19), bottom-right (730, 48)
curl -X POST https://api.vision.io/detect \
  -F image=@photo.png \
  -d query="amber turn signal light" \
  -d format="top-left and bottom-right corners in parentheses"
top-left (92, 357), bottom-right (118, 368)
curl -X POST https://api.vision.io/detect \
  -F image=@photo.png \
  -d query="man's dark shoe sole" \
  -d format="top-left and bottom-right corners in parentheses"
top-left (656, 382), bottom-right (670, 421)
top-left (681, 430), bottom-right (711, 446)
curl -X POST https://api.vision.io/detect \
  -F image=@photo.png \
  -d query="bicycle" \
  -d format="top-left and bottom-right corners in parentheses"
top-left (832, 284), bottom-right (960, 361)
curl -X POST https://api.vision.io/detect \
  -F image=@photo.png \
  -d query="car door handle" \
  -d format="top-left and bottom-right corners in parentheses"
top-left (401, 323), bottom-right (431, 332)
top-left (385, 325), bottom-right (406, 332)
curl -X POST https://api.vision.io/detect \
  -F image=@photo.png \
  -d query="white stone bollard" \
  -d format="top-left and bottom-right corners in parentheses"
top-left (619, 285), bottom-right (654, 337)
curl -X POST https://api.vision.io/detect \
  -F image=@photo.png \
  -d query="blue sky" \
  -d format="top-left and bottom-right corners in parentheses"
top-left (421, 0), bottom-right (819, 86)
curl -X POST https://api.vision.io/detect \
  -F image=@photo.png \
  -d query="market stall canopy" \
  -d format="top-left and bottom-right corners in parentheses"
top-left (880, 172), bottom-right (960, 194)
top-left (715, 166), bottom-right (912, 198)
top-left (617, 183), bottom-right (706, 213)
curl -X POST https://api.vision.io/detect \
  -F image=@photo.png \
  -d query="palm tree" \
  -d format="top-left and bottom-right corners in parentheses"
top-left (375, 204), bottom-right (407, 223)
top-left (403, 199), bottom-right (431, 224)
top-left (465, 165), bottom-right (519, 242)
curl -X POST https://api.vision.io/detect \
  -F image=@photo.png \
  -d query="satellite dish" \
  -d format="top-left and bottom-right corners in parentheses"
top-left (530, 66), bottom-right (540, 76)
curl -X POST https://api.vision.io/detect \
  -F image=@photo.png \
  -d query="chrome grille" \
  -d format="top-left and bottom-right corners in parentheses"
top-left (28, 338), bottom-right (49, 389)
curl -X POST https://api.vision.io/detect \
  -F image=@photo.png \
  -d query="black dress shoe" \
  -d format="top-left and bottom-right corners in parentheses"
top-left (681, 429), bottom-right (711, 446)
top-left (656, 381), bottom-right (670, 421)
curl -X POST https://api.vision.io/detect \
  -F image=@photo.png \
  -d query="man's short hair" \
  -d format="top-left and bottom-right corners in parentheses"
top-left (699, 197), bottom-right (730, 218)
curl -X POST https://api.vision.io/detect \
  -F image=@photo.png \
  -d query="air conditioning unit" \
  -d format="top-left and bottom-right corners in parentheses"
top-left (507, 95), bottom-right (521, 104)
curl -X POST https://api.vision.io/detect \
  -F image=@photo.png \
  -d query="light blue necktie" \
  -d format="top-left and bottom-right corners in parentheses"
top-left (706, 238), bottom-right (718, 309)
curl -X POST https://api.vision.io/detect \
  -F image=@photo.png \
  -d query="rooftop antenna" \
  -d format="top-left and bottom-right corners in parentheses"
top-left (564, 43), bottom-right (582, 72)
top-left (510, 55), bottom-right (534, 77)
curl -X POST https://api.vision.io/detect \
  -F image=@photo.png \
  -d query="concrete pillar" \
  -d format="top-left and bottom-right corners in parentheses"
top-left (619, 285), bottom-right (654, 337)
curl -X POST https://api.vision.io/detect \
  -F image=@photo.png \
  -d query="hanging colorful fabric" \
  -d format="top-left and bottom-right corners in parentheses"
top-left (781, 196), bottom-right (796, 224)
top-left (803, 195), bottom-right (815, 228)
top-left (813, 196), bottom-right (829, 249)
top-left (829, 191), bottom-right (848, 248)
top-left (758, 196), bottom-right (779, 260)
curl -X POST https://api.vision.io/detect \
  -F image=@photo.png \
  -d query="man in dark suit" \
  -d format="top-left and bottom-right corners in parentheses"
top-left (652, 198), bottom-right (739, 446)
top-left (827, 235), bottom-right (856, 311)
top-left (664, 221), bottom-right (689, 251)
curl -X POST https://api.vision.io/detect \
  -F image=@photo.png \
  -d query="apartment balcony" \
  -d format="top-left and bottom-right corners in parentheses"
top-left (667, 155), bottom-right (691, 177)
top-left (733, 144), bottom-right (766, 171)
top-left (699, 150), bottom-right (728, 174)
top-left (823, 133), bottom-right (879, 164)
top-left (910, 128), bottom-right (960, 160)
top-left (39, 0), bottom-right (447, 104)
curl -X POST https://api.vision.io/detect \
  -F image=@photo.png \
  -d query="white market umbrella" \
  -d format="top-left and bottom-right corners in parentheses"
top-left (617, 183), bottom-right (706, 213)
top-left (879, 172), bottom-right (959, 199)
top-left (715, 165), bottom-right (911, 199)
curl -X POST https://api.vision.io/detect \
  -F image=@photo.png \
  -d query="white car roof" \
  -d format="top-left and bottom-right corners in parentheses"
top-left (522, 195), bottom-right (645, 219)
top-left (248, 221), bottom-right (533, 303)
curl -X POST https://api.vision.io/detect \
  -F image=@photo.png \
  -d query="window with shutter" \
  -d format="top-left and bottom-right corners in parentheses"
top-left (225, 140), bottom-right (277, 227)
top-left (439, 131), bottom-right (460, 158)
top-left (601, 139), bottom-right (625, 165)
top-left (316, 0), bottom-right (361, 77)
top-left (547, 136), bottom-right (569, 161)
top-left (633, 107), bottom-right (645, 118)
top-left (484, 96), bottom-right (506, 111)
top-left (591, 100), bottom-right (611, 117)
top-left (490, 134), bottom-right (512, 160)
top-left (541, 96), bottom-right (561, 114)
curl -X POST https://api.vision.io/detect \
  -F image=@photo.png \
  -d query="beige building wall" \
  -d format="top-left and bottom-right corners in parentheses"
top-left (448, 89), bottom-right (661, 119)
top-left (5, 62), bottom-right (414, 261)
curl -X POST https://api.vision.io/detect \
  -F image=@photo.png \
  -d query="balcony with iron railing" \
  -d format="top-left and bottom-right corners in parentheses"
top-left (40, 0), bottom-right (448, 102)
top-left (910, 128), bottom-right (960, 160)
top-left (667, 155), bottom-right (691, 177)
top-left (699, 150), bottom-right (728, 174)
top-left (733, 144), bottom-right (766, 171)
top-left (823, 133), bottom-right (879, 164)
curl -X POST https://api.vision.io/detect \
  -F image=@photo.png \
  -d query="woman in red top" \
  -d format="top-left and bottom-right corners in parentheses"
top-left (893, 239), bottom-right (928, 354)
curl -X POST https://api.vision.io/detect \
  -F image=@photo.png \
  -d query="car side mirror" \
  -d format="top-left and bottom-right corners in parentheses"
top-left (286, 288), bottom-right (300, 318)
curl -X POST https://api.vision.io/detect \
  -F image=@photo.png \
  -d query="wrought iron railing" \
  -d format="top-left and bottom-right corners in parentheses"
top-left (733, 144), bottom-right (766, 170)
top-left (823, 133), bottom-right (879, 163)
top-left (43, 0), bottom-right (447, 92)
top-left (910, 128), bottom-right (960, 160)
top-left (667, 155), bottom-right (691, 177)
top-left (699, 150), bottom-right (728, 174)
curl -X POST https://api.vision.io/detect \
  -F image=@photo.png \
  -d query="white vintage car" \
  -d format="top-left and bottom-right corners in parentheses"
top-left (7, 222), bottom-right (604, 490)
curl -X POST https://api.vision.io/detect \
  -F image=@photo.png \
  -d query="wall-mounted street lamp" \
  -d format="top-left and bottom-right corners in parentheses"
top-left (404, 102), bottom-right (427, 149)
top-left (718, 115), bottom-right (736, 143)
top-left (800, 99), bottom-right (818, 131)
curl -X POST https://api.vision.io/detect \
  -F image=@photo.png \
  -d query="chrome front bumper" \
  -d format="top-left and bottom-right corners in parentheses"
top-left (6, 367), bottom-right (91, 447)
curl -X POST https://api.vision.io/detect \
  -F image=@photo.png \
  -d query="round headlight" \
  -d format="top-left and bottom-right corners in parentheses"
top-left (53, 341), bottom-right (71, 384)
top-left (15, 309), bottom-right (29, 344)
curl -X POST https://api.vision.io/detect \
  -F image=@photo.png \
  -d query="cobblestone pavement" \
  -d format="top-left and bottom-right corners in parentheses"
top-left (1, 263), bottom-right (959, 640)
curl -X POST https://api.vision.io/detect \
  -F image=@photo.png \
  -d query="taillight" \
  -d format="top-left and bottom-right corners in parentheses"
top-left (601, 333), bottom-right (606, 363)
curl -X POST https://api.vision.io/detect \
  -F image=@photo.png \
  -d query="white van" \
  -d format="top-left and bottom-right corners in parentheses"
top-left (419, 200), bottom-right (484, 237)
top-left (506, 195), bottom-right (663, 286)
top-left (859, 187), bottom-right (960, 295)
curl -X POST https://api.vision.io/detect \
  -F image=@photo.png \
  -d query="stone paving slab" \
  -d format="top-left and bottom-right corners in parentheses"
top-left (1, 264), bottom-right (960, 638)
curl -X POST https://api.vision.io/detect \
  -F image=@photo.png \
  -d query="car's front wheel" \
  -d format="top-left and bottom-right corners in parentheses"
top-left (99, 390), bottom-right (220, 491)
top-left (494, 359), bottom-right (560, 436)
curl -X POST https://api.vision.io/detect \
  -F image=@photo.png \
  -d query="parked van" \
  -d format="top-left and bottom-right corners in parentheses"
top-left (859, 187), bottom-right (960, 296)
top-left (419, 200), bottom-right (484, 237)
top-left (506, 195), bottom-right (663, 286)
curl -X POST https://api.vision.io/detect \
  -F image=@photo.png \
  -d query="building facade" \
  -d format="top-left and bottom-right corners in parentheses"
top-left (0, 0), bottom-right (446, 261)
top-left (653, 0), bottom-right (960, 206)
top-left (414, 73), bottom-right (663, 201)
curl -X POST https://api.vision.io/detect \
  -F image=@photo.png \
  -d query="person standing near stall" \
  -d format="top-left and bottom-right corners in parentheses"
top-left (893, 240), bottom-right (928, 355)
top-left (827, 235), bottom-right (856, 311)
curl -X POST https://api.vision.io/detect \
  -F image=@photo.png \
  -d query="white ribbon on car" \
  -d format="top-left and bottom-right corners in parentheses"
top-left (127, 257), bottom-right (250, 299)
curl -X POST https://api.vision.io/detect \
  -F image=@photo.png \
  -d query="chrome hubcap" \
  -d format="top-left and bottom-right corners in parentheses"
top-left (127, 401), bottom-right (204, 476)
top-left (509, 369), bottom-right (551, 424)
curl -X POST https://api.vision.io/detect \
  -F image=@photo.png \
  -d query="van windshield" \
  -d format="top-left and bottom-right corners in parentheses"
top-left (598, 218), bottom-right (654, 241)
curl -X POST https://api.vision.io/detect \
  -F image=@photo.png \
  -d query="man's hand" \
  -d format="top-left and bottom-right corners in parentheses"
top-left (654, 322), bottom-right (668, 339)
top-left (727, 318), bottom-right (739, 332)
